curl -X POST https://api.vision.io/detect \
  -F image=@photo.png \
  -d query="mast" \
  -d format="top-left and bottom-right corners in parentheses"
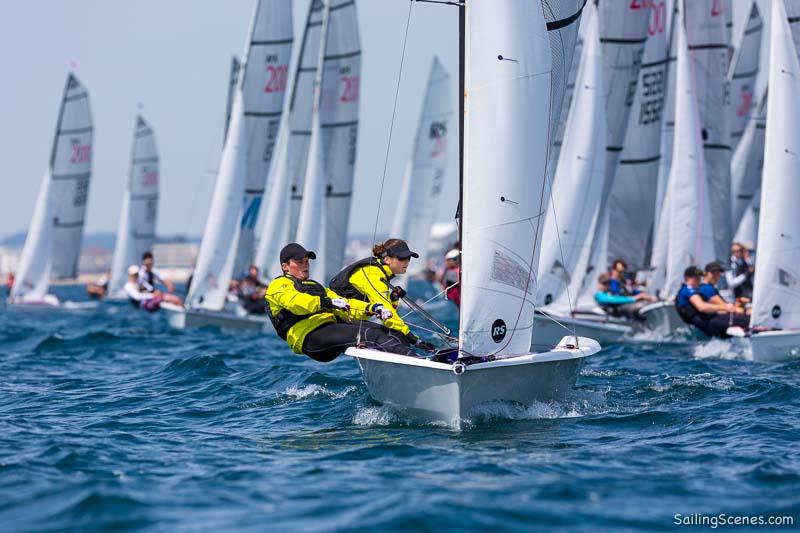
top-left (457, 0), bottom-right (465, 344)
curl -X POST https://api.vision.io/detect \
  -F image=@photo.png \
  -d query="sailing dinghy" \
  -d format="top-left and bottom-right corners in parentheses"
top-left (8, 73), bottom-right (94, 309)
top-left (163, 0), bottom-right (293, 331)
top-left (106, 115), bottom-right (159, 301)
top-left (739, 0), bottom-right (800, 362)
top-left (346, 0), bottom-right (599, 425)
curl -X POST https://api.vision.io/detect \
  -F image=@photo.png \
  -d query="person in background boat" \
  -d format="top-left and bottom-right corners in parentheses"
top-left (86, 272), bottom-right (110, 299)
top-left (138, 251), bottom-right (181, 302)
top-left (124, 265), bottom-right (166, 311)
top-left (594, 272), bottom-right (653, 321)
top-left (675, 266), bottom-right (749, 338)
top-left (237, 265), bottom-right (268, 315)
top-left (727, 242), bottom-right (754, 302)
top-left (441, 248), bottom-right (460, 307)
top-left (608, 259), bottom-right (655, 300)
top-left (699, 261), bottom-right (750, 316)
top-left (266, 243), bottom-right (413, 363)
top-left (5, 272), bottom-right (14, 292)
top-left (329, 238), bottom-right (435, 352)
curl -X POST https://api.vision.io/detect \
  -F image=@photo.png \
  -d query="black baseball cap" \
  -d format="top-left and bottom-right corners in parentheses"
top-left (280, 243), bottom-right (316, 264)
top-left (684, 266), bottom-right (704, 278)
top-left (704, 261), bottom-right (726, 273)
top-left (385, 241), bottom-right (419, 259)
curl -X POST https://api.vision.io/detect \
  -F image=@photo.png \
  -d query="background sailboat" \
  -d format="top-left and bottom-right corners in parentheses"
top-left (166, 0), bottom-right (293, 330)
top-left (107, 115), bottom-right (159, 300)
top-left (9, 73), bottom-right (93, 308)
top-left (390, 56), bottom-right (451, 277)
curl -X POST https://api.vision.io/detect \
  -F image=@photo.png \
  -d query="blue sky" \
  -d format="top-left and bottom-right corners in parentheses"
top-left (0, 0), bottom-right (459, 238)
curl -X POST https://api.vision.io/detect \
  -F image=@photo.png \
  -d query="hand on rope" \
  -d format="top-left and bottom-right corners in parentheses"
top-left (390, 285), bottom-right (406, 302)
top-left (406, 332), bottom-right (436, 353)
top-left (371, 303), bottom-right (393, 321)
top-left (322, 297), bottom-right (350, 311)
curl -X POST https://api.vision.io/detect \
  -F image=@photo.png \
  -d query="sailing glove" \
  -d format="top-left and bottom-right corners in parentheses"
top-left (321, 297), bottom-right (349, 311)
top-left (371, 304), bottom-right (393, 320)
top-left (390, 286), bottom-right (406, 302)
top-left (406, 332), bottom-right (435, 353)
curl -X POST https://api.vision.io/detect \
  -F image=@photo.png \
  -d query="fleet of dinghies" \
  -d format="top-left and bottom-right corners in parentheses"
top-left (7, 0), bottom-right (800, 423)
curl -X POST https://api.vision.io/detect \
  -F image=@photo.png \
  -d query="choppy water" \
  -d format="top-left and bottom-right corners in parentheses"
top-left (1, 284), bottom-right (799, 531)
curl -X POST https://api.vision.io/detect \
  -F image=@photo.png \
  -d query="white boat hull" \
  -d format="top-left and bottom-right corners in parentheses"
top-left (639, 301), bottom-right (686, 335)
top-left (749, 330), bottom-right (800, 362)
top-left (532, 311), bottom-right (630, 349)
top-left (5, 296), bottom-right (99, 313)
top-left (160, 302), bottom-right (272, 332)
top-left (346, 336), bottom-right (600, 425)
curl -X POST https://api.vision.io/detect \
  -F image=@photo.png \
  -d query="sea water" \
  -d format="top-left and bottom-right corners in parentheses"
top-left (1, 283), bottom-right (798, 531)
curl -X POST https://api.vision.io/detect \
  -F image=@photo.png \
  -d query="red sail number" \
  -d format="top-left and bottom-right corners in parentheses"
top-left (736, 92), bottom-right (753, 117)
top-left (340, 76), bottom-right (360, 102)
top-left (711, 0), bottom-right (724, 17)
top-left (264, 65), bottom-right (288, 93)
top-left (70, 144), bottom-right (91, 163)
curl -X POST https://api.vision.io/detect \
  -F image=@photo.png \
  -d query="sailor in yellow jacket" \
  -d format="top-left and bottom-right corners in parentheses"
top-left (265, 243), bottom-right (412, 362)
top-left (329, 238), bottom-right (435, 352)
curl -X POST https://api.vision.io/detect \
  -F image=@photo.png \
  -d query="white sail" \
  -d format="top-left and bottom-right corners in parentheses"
top-left (51, 74), bottom-right (94, 279)
top-left (10, 171), bottom-right (53, 301)
top-left (608, 8), bottom-right (669, 270)
top-left (572, 2), bottom-right (650, 306)
top-left (663, 16), bottom-right (716, 297)
top-left (390, 57), bottom-right (451, 275)
top-left (460, 1), bottom-right (552, 356)
top-left (316, 0), bottom-right (362, 275)
top-left (108, 116), bottom-right (159, 297)
top-left (734, 187), bottom-right (760, 247)
top-left (750, 0), bottom-right (800, 330)
top-left (287, 0), bottom-right (328, 240)
top-left (730, 92), bottom-right (766, 229)
top-left (728, 1), bottom-right (762, 152)
top-left (684, 0), bottom-right (732, 261)
top-left (185, 93), bottom-right (248, 309)
top-left (254, 111), bottom-right (291, 279)
top-left (537, 3), bottom-right (605, 311)
top-left (653, 1), bottom-right (679, 232)
top-left (223, 56), bottom-right (241, 142)
top-left (11, 73), bottom-right (92, 300)
top-left (231, 0), bottom-right (293, 278)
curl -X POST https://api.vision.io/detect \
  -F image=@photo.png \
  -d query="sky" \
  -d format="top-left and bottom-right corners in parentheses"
top-left (0, 0), bottom-right (459, 239)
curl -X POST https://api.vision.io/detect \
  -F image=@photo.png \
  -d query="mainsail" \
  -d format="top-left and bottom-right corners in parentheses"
top-left (390, 57), bottom-right (452, 275)
top-left (460, 1), bottom-right (553, 356)
top-left (608, 3), bottom-right (669, 270)
top-left (730, 92), bottom-right (766, 230)
top-left (750, 0), bottom-right (800, 330)
top-left (537, 3), bottom-right (605, 312)
top-left (223, 56), bottom-right (241, 142)
top-left (11, 73), bottom-right (93, 300)
top-left (108, 116), bottom-right (159, 297)
top-left (231, 0), bottom-right (294, 278)
top-left (684, 0), bottom-right (732, 261)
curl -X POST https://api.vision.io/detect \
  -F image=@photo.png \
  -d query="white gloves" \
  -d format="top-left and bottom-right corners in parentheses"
top-left (372, 304), bottom-right (393, 321)
top-left (330, 298), bottom-right (350, 310)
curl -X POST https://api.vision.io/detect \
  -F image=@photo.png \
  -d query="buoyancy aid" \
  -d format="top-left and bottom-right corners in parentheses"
top-left (329, 257), bottom-right (386, 301)
top-left (267, 275), bottom-right (328, 340)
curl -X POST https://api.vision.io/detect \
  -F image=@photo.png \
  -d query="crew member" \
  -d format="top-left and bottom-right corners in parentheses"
top-left (124, 265), bottom-right (162, 311)
top-left (266, 243), bottom-right (412, 363)
top-left (675, 266), bottom-right (749, 337)
top-left (138, 251), bottom-right (183, 306)
top-left (594, 272), bottom-right (653, 321)
top-left (441, 248), bottom-right (460, 307)
top-left (329, 238), bottom-right (434, 352)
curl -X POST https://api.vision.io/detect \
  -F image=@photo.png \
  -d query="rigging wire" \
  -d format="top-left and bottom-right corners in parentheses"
top-left (357, 0), bottom-right (415, 344)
